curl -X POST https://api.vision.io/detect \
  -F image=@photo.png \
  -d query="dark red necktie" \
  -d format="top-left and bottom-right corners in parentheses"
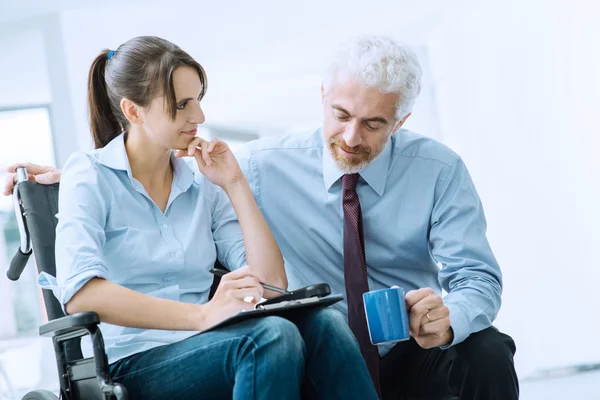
top-left (342, 173), bottom-right (382, 398)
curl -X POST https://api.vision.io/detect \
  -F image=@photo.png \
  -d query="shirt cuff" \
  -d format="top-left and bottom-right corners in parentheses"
top-left (38, 267), bottom-right (109, 315)
top-left (440, 301), bottom-right (470, 350)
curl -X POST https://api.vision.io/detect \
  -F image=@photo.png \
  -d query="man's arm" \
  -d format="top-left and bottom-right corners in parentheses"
top-left (429, 158), bottom-right (503, 348)
top-left (3, 162), bottom-right (61, 195)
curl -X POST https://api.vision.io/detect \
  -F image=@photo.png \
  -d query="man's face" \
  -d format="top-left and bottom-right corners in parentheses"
top-left (322, 76), bottom-right (408, 173)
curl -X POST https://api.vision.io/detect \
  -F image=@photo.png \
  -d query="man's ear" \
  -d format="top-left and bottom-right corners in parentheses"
top-left (321, 83), bottom-right (325, 105)
top-left (120, 98), bottom-right (144, 125)
top-left (392, 113), bottom-right (411, 132)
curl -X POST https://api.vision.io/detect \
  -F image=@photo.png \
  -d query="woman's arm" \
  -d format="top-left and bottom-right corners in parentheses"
top-left (67, 265), bottom-right (264, 331)
top-left (179, 137), bottom-right (287, 291)
top-left (66, 278), bottom-right (206, 330)
top-left (223, 178), bottom-right (287, 290)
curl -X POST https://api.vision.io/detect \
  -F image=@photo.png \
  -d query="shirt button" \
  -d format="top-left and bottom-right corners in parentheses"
top-left (163, 224), bottom-right (168, 229)
top-left (175, 253), bottom-right (181, 258)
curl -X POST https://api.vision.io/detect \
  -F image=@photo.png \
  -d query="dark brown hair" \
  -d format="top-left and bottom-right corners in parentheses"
top-left (87, 36), bottom-right (207, 148)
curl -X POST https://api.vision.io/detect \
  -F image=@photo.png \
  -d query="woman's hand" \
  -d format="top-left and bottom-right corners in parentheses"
top-left (202, 266), bottom-right (265, 329)
top-left (175, 137), bottom-right (244, 189)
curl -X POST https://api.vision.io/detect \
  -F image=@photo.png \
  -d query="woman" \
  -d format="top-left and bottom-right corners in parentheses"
top-left (38, 36), bottom-right (378, 399)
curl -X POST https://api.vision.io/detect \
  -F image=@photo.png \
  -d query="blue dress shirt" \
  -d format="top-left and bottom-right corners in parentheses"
top-left (39, 134), bottom-right (246, 364)
top-left (236, 128), bottom-right (502, 355)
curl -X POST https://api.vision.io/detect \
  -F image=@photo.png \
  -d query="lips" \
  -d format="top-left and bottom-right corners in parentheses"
top-left (182, 128), bottom-right (197, 136)
top-left (337, 144), bottom-right (365, 155)
top-left (340, 147), bottom-right (359, 155)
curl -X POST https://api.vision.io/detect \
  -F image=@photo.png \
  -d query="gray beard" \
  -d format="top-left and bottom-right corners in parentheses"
top-left (334, 159), bottom-right (369, 174)
top-left (328, 145), bottom-right (383, 174)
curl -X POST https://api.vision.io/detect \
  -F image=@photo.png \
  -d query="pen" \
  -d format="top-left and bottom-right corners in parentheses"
top-left (209, 268), bottom-right (292, 295)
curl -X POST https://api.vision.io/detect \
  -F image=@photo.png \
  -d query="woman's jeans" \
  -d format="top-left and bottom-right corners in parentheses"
top-left (109, 308), bottom-right (378, 400)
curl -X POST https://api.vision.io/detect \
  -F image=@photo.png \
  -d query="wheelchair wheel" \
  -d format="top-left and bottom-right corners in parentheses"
top-left (21, 390), bottom-right (58, 400)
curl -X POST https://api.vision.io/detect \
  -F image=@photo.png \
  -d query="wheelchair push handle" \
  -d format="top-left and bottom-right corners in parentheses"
top-left (7, 166), bottom-right (33, 281)
top-left (7, 248), bottom-right (32, 281)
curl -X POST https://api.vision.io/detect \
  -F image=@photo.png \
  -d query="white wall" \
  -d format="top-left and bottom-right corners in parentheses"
top-left (0, 28), bottom-right (50, 108)
top-left (428, 0), bottom-right (600, 376)
top-left (58, 1), bottom-right (447, 151)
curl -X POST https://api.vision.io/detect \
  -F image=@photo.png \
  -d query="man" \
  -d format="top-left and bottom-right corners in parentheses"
top-left (5, 35), bottom-right (518, 399)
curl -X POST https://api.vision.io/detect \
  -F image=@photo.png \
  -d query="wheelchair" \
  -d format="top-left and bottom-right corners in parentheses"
top-left (7, 166), bottom-right (226, 400)
top-left (6, 167), bottom-right (127, 399)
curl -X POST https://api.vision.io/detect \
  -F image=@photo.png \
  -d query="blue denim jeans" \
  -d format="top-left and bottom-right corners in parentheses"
top-left (109, 308), bottom-right (378, 399)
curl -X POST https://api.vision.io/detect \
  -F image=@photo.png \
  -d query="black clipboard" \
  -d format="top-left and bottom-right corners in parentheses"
top-left (203, 294), bottom-right (344, 333)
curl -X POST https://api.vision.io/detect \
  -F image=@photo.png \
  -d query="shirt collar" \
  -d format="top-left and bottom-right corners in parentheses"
top-left (97, 133), bottom-right (195, 193)
top-left (322, 132), bottom-right (392, 197)
top-left (97, 133), bottom-right (130, 173)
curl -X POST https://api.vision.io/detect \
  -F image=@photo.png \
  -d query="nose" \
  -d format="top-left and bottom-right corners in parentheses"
top-left (342, 122), bottom-right (363, 148)
top-left (189, 102), bottom-right (206, 125)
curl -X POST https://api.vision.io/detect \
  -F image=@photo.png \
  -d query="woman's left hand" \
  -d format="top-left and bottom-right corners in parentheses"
top-left (175, 137), bottom-right (244, 188)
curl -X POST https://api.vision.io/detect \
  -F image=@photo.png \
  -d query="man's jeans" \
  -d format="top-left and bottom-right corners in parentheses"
top-left (109, 308), bottom-right (378, 399)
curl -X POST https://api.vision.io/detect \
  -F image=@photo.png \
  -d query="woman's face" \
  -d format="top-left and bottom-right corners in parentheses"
top-left (138, 66), bottom-right (206, 150)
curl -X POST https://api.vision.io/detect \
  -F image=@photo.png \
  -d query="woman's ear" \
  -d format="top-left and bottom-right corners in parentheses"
top-left (120, 98), bottom-right (144, 125)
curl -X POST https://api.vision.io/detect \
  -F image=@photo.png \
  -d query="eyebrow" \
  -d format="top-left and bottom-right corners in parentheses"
top-left (331, 104), bottom-right (389, 125)
top-left (177, 93), bottom-right (202, 103)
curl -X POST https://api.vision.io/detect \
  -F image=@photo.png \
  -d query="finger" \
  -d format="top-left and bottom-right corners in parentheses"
top-left (193, 151), bottom-right (206, 169)
top-left (229, 276), bottom-right (262, 291)
top-left (3, 174), bottom-right (16, 196)
top-left (3, 173), bottom-right (40, 195)
top-left (201, 139), bottom-right (211, 166)
top-left (207, 137), bottom-right (220, 153)
top-left (7, 162), bottom-right (53, 174)
top-left (409, 294), bottom-right (443, 335)
top-left (405, 287), bottom-right (435, 309)
top-left (419, 306), bottom-right (449, 326)
top-left (7, 162), bottom-right (34, 173)
top-left (234, 287), bottom-right (263, 303)
top-left (35, 171), bottom-right (61, 185)
top-left (419, 318), bottom-right (450, 336)
top-left (412, 294), bottom-right (443, 314)
top-left (221, 265), bottom-right (261, 281)
top-left (187, 137), bottom-right (202, 156)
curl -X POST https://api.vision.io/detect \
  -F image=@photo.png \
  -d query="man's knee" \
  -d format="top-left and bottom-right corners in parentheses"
top-left (253, 316), bottom-right (305, 359)
top-left (458, 327), bottom-right (516, 369)
top-left (304, 308), bottom-right (355, 338)
top-left (310, 307), bottom-right (347, 326)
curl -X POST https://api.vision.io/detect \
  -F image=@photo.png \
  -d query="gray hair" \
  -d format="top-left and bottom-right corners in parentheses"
top-left (322, 35), bottom-right (423, 119)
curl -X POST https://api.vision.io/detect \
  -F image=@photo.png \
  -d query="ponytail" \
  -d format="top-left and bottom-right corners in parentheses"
top-left (87, 50), bottom-right (123, 149)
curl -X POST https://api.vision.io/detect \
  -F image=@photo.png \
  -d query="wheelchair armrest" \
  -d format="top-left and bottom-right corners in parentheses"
top-left (41, 312), bottom-right (125, 398)
top-left (39, 311), bottom-right (100, 338)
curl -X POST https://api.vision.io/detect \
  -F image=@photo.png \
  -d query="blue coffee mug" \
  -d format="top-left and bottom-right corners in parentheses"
top-left (363, 286), bottom-right (410, 345)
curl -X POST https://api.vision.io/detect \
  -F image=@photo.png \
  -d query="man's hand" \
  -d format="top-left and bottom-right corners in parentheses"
top-left (405, 287), bottom-right (454, 349)
top-left (3, 163), bottom-right (61, 196)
